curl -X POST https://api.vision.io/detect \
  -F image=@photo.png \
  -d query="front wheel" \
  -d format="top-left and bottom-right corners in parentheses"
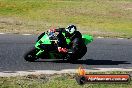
top-left (24, 48), bottom-right (38, 62)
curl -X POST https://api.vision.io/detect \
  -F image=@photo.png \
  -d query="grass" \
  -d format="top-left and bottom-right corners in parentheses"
top-left (0, 0), bottom-right (132, 38)
top-left (0, 71), bottom-right (132, 88)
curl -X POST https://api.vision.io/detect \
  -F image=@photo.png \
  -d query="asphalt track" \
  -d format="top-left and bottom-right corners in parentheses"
top-left (0, 34), bottom-right (132, 72)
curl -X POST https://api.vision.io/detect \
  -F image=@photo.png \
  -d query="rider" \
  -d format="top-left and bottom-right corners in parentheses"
top-left (51, 25), bottom-right (87, 60)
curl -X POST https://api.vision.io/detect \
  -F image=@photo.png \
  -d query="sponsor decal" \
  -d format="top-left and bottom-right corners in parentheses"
top-left (76, 66), bottom-right (130, 85)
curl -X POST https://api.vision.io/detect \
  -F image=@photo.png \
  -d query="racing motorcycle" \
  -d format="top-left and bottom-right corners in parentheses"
top-left (24, 30), bottom-right (93, 62)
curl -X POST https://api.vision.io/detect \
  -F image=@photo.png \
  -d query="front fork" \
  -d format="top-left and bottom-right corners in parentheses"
top-left (36, 50), bottom-right (44, 56)
top-left (35, 44), bottom-right (45, 57)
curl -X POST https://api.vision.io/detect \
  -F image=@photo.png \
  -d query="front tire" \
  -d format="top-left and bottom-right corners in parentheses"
top-left (24, 48), bottom-right (38, 62)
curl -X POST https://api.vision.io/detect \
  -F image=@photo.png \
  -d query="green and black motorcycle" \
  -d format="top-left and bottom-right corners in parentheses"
top-left (24, 30), bottom-right (93, 62)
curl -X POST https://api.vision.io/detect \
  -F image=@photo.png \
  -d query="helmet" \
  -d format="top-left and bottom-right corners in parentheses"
top-left (65, 25), bottom-right (77, 34)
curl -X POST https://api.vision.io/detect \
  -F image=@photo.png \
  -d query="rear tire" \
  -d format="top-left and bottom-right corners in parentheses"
top-left (24, 48), bottom-right (38, 62)
top-left (65, 54), bottom-right (78, 63)
top-left (66, 46), bottom-right (87, 63)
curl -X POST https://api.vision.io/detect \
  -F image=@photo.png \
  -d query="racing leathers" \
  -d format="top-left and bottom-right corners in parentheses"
top-left (55, 28), bottom-right (87, 60)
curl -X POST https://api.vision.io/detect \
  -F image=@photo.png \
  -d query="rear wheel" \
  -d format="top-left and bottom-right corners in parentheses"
top-left (24, 48), bottom-right (38, 62)
top-left (67, 47), bottom-right (87, 63)
top-left (67, 58), bottom-right (78, 63)
top-left (65, 54), bottom-right (78, 63)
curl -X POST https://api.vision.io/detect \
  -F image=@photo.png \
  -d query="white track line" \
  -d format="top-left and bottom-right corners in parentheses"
top-left (97, 36), bottom-right (104, 39)
top-left (0, 33), bottom-right (5, 34)
top-left (117, 38), bottom-right (124, 39)
top-left (0, 68), bottom-right (132, 77)
top-left (22, 34), bottom-right (32, 35)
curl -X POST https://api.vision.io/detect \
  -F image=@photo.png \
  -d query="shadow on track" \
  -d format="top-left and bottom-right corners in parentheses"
top-left (36, 59), bottom-right (131, 65)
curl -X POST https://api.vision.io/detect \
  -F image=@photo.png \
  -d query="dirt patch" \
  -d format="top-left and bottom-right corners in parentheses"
top-left (0, 16), bottom-right (50, 34)
top-left (116, 1), bottom-right (132, 10)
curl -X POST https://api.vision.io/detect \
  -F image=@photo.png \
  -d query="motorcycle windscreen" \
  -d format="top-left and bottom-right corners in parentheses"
top-left (82, 34), bottom-right (93, 45)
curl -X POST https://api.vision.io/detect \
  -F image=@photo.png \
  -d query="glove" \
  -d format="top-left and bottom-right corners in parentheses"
top-left (58, 47), bottom-right (67, 53)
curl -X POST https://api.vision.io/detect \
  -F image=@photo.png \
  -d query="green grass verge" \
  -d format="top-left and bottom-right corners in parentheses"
top-left (0, 0), bottom-right (132, 38)
top-left (0, 71), bottom-right (132, 88)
